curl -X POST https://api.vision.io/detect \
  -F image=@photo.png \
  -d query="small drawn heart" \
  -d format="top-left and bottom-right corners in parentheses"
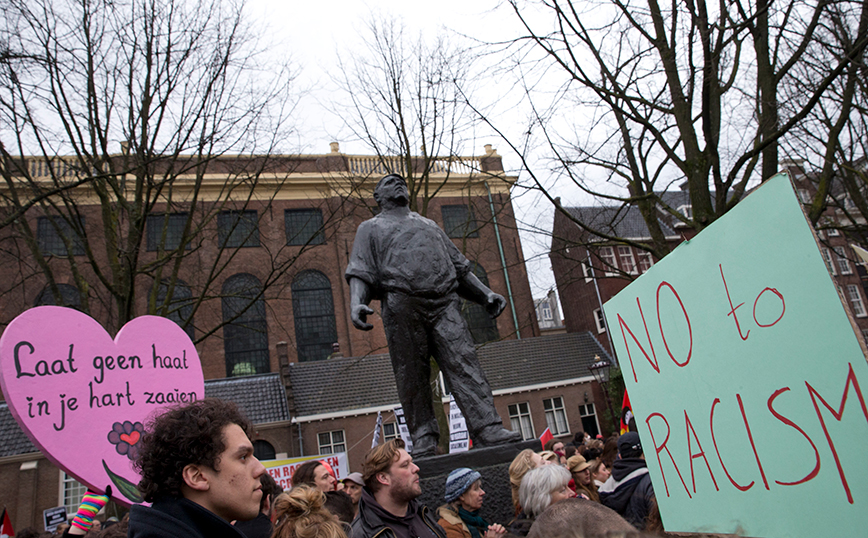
top-left (120, 431), bottom-right (141, 445)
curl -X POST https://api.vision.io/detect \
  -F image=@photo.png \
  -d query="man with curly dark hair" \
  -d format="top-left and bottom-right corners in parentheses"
top-left (128, 398), bottom-right (266, 538)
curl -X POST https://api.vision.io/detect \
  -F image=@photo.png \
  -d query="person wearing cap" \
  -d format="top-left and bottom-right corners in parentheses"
top-left (598, 432), bottom-right (655, 530)
top-left (566, 454), bottom-right (599, 502)
top-left (342, 472), bottom-right (365, 518)
top-left (437, 468), bottom-right (506, 538)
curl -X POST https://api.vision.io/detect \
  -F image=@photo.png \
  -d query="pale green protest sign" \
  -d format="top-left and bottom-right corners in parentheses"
top-left (604, 173), bottom-right (868, 537)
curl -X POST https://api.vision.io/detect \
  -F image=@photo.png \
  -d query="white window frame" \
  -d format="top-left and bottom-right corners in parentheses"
top-left (317, 430), bottom-right (346, 454)
top-left (797, 189), bottom-right (810, 204)
top-left (823, 249), bottom-right (837, 275)
top-left (578, 403), bottom-right (601, 436)
top-left (847, 285), bottom-right (867, 317)
top-left (834, 247), bottom-right (853, 275)
top-left (638, 251), bottom-right (653, 273)
top-left (60, 471), bottom-right (87, 517)
top-left (508, 402), bottom-right (535, 440)
top-left (862, 329), bottom-right (868, 344)
top-left (678, 204), bottom-right (693, 219)
top-left (828, 227), bottom-right (841, 237)
top-left (582, 260), bottom-right (593, 283)
top-left (382, 422), bottom-right (399, 443)
top-left (543, 397), bottom-right (570, 436)
top-left (541, 302), bottom-right (553, 321)
top-left (617, 246), bottom-right (637, 275)
top-left (593, 308), bottom-right (606, 333)
top-left (599, 246), bottom-right (617, 276)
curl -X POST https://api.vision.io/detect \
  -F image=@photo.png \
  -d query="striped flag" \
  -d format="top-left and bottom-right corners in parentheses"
top-left (371, 411), bottom-right (383, 448)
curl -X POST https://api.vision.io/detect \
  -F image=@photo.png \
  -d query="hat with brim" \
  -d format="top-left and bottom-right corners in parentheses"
top-left (567, 454), bottom-right (590, 473)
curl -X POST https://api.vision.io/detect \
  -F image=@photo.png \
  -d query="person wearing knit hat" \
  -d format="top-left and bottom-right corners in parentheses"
top-left (566, 455), bottom-right (600, 502)
top-left (437, 468), bottom-right (507, 538)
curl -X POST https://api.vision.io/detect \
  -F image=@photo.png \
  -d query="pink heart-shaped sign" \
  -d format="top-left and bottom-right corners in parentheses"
top-left (0, 307), bottom-right (204, 506)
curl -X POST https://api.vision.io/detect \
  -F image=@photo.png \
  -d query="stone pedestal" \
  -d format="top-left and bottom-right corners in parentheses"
top-left (415, 440), bottom-right (540, 527)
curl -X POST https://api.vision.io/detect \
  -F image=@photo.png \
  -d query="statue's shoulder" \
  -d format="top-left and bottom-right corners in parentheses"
top-left (407, 211), bottom-right (441, 229)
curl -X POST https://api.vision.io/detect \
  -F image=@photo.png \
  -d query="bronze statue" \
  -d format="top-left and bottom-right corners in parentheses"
top-left (346, 174), bottom-right (521, 456)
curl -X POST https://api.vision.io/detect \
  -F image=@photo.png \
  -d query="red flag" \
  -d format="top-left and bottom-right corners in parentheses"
top-left (539, 427), bottom-right (553, 449)
top-left (620, 390), bottom-right (634, 434)
top-left (1, 507), bottom-right (14, 538)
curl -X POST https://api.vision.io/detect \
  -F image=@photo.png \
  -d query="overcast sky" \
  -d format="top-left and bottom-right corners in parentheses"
top-left (245, 0), bottom-right (573, 303)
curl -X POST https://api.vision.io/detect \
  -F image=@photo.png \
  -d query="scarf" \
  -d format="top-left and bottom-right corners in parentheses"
top-left (457, 506), bottom-right (489, 538)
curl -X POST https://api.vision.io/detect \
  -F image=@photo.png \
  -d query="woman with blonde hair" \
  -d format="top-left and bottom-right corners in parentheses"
top-left (272, 485), bottom-right (348, 538)
top-left (508, 449), bottom-right (544, 515)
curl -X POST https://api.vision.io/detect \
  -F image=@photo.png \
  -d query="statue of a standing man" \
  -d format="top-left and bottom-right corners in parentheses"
top-left (345, 174), bottom-right (521, 457)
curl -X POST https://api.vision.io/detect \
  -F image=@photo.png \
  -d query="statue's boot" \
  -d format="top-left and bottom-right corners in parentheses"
top-left (474, 425), bottom-right (522, 447)
top-left (411, 434), bottom-right (439, 458)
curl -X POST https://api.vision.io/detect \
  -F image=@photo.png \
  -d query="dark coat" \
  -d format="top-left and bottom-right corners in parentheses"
top-left (506, 511), bottom-right (534, 537)
top-left (351, 488), bottom-right (446, 538)
top-left (128, 497), bottom-right (247, 538)
top-left (598, 458), bottom-right (655, 530)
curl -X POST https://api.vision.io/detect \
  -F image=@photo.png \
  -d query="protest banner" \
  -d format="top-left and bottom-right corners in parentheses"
top-left (603, 173), bottom-right (868, 537)
top-left (43, 507), bottom-right (67, 533)
top-left (394, 406), bottom-right (413, 453)
top-left (0, 307), bottom-right (204, 505)
top-left (448, 395), bottom-right (469, 453)
top-left (263, 452), bottom-right (350, 491)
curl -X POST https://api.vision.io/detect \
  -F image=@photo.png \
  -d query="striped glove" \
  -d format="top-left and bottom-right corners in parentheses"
top-left (70, 489), bottom-right (110, 532)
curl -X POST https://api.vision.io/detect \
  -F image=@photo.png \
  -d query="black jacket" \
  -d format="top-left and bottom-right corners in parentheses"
top-left (598, 458), bottom-right (655, 530)
top-left (234, 512), bottom-right (273, 538)
top-left (128, 497), bottom-right (248, 538)
top-left (351, 488), bottom-right (446, 538)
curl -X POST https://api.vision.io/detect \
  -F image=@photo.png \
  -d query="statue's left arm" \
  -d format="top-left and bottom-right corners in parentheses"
top-left (456, 271), bottom-right (507, 318)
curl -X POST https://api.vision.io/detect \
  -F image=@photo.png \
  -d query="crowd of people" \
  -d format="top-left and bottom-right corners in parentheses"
top-left (14, 399), bottom-right (709, 538)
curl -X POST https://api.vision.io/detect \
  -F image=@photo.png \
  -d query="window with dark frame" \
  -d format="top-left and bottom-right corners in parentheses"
top-left (253, 440), bottom-right (276, 461)
top-left (35, 283), bottom-right (82, 310)
top-left (292, 270), bottom-right (338, 362)
top-left (37, 216), bottom-right (85, 257)
top-left (222, 273), bottom-right (269, 376)
top-left (218, 210), bottom-right (259, 248)
top-left (460, 263), bottom-right (499, 344)
top-left (285, 209), bottom-right (325, 246)
top-left (441, 205), bottom-right (479, 238)
top-left (147, 213), bottom-right (191, 251)
top-left (154, 280), bottom-right (195, 340)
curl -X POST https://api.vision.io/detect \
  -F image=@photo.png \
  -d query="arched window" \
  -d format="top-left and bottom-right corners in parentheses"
top-left (253, 440), bottom-right (276, 461)
top-left (292, 270), bottom-right (337, 362)
top-left (461, 263), bottom-right (499, 344)
top-left (153, 280), bottom-right (195, 340)
top-left (222, 274), bottom-right (269, 377)
top-left (34, 283), bottom-right (82, 310)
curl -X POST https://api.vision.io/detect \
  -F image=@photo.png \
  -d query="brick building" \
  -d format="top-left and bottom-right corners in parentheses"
top-left (550, 163), bottom-right (868, 356)
top-left (0, 144), bottom-right (552, 529)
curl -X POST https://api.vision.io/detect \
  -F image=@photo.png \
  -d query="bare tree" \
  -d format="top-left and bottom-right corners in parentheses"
top-left (0, 0), bottom-right (332, 349)
top-left (782, 0), bottom-right (868, 238)
top-left (481, 0), bottom-right (868, 259)
top-left (330, 15), bottom-right (489, 217)
top-left (330, 16), bottom-right (540, 451)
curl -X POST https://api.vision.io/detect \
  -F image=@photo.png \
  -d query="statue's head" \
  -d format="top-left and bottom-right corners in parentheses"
top-left (373, 174), bottom-right (409, 208)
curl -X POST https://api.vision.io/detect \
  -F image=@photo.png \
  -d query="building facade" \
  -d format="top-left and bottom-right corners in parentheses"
top-left (550, 163), bottom-right (868, 356)
top-left (0, 144), bottom-right (549, 530)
